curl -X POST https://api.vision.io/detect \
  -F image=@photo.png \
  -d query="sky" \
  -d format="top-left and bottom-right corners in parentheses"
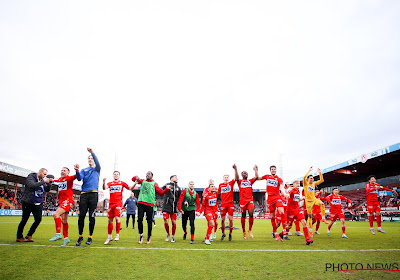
top-left (1, 0), bottom-right (400, 200)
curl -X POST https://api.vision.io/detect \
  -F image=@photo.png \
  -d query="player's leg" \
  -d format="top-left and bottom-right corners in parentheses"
top-left (115, 212), bottom-right (121, 241)
top-left (294, 220), bottom-right (303, 236)
top-left (340, 215), bottom-right (348, 238)
top-left (367, 204), bottom-right (376, 234)
top-left (145, 205), bottom-right (153, 244)
top-left (277, 206), bottom-right (287, 234)
top-left (315, 213), bottom-right (321, 234)
top-left (16, 203), bottom-right (32, 241)
top-left (220, 207), bottom-right (227, 238)
top-left (306, 201), bottom-right (313, 231)
top-left (126, 213), bottom-right (130, 229)
top-left (60, 212), bottom-right (70, 247)
top-left (86, 192), bottom-right (98, 245)
top-left (269, 203), bottom-right (278, 238)
top-left (50, 207), bottom-right (66, 241)
top-left (213, 213), bottom-right (218, 239)
top-left (105, 207), bottom-right (114, 244)
top-left (137, 204), bottom-right (145, 244)
top-left (132, 214), bottom-right (136, 229)
top-left (300, 217), bottom-right (312, 244)
top-left (375, 206), bottom-right (385, 233)
top-left (26, 204), bottom-right (43, 241)
top-left (248, 204), bottom-right (255, 238)
top-left (240, 204), bottom-right (248, 240)
top-left (228, 207), bottom-right (234, 241)
top-left (182, 211), bottom-right (188, 240)
top-left (317, 199), bottom-right (328, 224)
top-left (77, 193), bottom-right (89, 245)
top-left (189, 210), bottom-right (195, 244)
top-left (205, 216), bottom-right (214, 245)
top-left (163, 212), bottom-right (170, 241)
top-left (171, 214), bottom-right (177, 242)
top-left (327, 215), bottom-right (335, 236)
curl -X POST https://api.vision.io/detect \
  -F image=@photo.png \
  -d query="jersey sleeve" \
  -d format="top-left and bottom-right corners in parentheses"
top-left (260, 175), bottom-right (268, 181)
top-left (250, 177), bottom-right (256, 185)
top-left (177, 190), bottom-right (186, 212)
top-left (325, 194), bottom-right (332, 203)
top-left (340, 195), bottom-right (351, 203)
top-left (122, 181), bottom-right (130, 190)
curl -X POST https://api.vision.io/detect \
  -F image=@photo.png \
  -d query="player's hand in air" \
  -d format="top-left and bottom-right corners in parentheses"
top-left (74, 164), bottom-right (79, 171)
top-left (87, 147), bottom-right (93, 154)
top-left (233, 164), bottom-right (237, 170)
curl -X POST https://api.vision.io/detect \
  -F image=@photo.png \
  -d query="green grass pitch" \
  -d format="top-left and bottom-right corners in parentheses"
top-left (0, 216), bottom-right (399, 279)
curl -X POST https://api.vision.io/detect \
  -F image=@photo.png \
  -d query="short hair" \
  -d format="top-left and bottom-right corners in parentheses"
top-left (39, 168), bottom-right (47, 173)
top-left (333, 187), bottom-right (339, 191)
top-left (188, 181), bottom-right (194, 185)
top-left (368, 175), bottom-right (376, 181)
top-left (292, 180), bottom-right (300, 184)
top-left (170, 175), bottom-right (177, 180)
top-left (113, 171), bottom-right (120, 175)
top-left (62, 167), bottom-right (70, 172)
top-left (270, 165), bottom-right (277, 170)
top-left (148, 171), bottom-right (153, 176)
top-left (307, 174), bottom-right (313, 179)
top-left (209, 183), bottom-right (214, 187)
top-left (223, 174), bottom-right (230, 177)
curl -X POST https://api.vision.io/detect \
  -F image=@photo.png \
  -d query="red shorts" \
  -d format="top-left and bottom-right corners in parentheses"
top-left (163, 212), bottom-right (177, 220)
top-left (276, 207), bottom-right (287, 219)
top-left (240, 201), bottom-right (254, 213)
top-left (108, 204), bottom-right (122, 219)
top-left (287, 210), bottom-right (305, 222)
top-left (367, 202), bottom-right (380, 214)
top-left (205, 211), bottom-right (217, 222)
top-left (59, 199), bottom-right (73, 212)
top-left (220, 206), bottom-right (234, 217)
top-left (330, 212), bottom-right (345, 221)
top-left (313, 213), bottom-right (322, 223)
top-left (268, 198), bottom-right (283, 213)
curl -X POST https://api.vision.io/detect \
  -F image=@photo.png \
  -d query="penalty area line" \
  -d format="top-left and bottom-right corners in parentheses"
top-left (1, 244), bottom-right (400, 252)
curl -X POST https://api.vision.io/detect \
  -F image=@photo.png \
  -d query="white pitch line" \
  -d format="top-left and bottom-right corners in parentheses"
top-left (0, 244), bottom-right (399, 252)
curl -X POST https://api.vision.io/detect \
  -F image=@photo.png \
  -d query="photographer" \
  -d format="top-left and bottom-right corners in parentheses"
top-left (16, 168), bottom-right (53, 242)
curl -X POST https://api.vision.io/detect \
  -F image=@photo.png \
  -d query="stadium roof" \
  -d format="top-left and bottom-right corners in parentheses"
top-left (306, 142), bottom-right (400, 188)
top-left (0, 161), bottom-right (33, 185)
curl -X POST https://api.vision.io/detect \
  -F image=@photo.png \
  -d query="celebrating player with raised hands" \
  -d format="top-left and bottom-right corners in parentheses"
top-left (233, 164), bottom-right (258, 240)
top-left (303, 167), bottom-right (328, 238)
top-left (286, 180), bottom-right (313, 245)
top-left (218, 174), bottom-right (236, 241)
top-left (200, 183), bottom-right (218, 245)
top-left (132, 172), bottom-right (171, 244)
top-left (103, 171), bottom-right (133, 245)
top-left (365, 175), bottom-right (398, 234)
top-left (324, 188), bottom-right (351, 238)
top-left (49, 167), bottom-right (76, 247)
top-left (258, 165), bottom-right (286, 240)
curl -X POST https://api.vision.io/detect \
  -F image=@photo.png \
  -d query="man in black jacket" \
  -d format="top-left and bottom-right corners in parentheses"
top-left (162, 175), bottom-right (181, 243)
top-left (16, 168), bottom-right (53, 242)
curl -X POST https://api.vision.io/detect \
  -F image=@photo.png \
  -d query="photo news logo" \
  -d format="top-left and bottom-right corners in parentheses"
top-left (326, 262), bottom-right (399, 272)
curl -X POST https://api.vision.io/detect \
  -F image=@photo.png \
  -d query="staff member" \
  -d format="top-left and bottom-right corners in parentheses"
top-left (75, 147), bottom-right (101, 246)
top-left (124, 193), bottom-right (138, 229)
top-left (16, 168), bottom-right (53, 242)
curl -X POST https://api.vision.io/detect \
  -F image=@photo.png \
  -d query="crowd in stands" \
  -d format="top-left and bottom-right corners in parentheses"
top-left (0, 188), bottom-right (22, 209)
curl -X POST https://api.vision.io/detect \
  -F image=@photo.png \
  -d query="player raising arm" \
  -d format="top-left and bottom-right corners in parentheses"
top-left (49, 167), bottom-right (76, 247)
top-left (303, 167), bottom-right (328, 238)
top-left (324, 188), bottom-right (351, 238)
top-left (365, 175), bottom-right (398, 234)
top-left (233, 164), bottom-right (259, 240)
top-left (218, 174), bottom-right (236, 241)
top-left (286, 180), bottom-right (313, 245)
top-left (103, 171), bottom-right (133, 245)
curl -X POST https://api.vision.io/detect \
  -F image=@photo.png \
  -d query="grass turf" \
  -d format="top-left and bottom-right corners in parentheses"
top-left (0, 216), bottom-right (399, 279)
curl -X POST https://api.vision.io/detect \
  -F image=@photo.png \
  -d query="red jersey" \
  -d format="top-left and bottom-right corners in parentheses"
top-left (218, 180), bottom-right (235, 207)
top-left (107, 180), bottom-right (130, 205)
top-left (287, 188), bottom-right (301, 212)
top-left (237, 178), bottom-right (256, 202)
top-left (325, 194), bottom-right (351, 214)
top-left (365, 183), bottom-right (391, 203)
top-left (200, 191), bottom-right (218, 214)
top-left (281, 193), bottom-right (287, 208)
top-left (260, 174), bottom-right (283, 202)
top-left (53, 175), bottom-right (76, 202)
